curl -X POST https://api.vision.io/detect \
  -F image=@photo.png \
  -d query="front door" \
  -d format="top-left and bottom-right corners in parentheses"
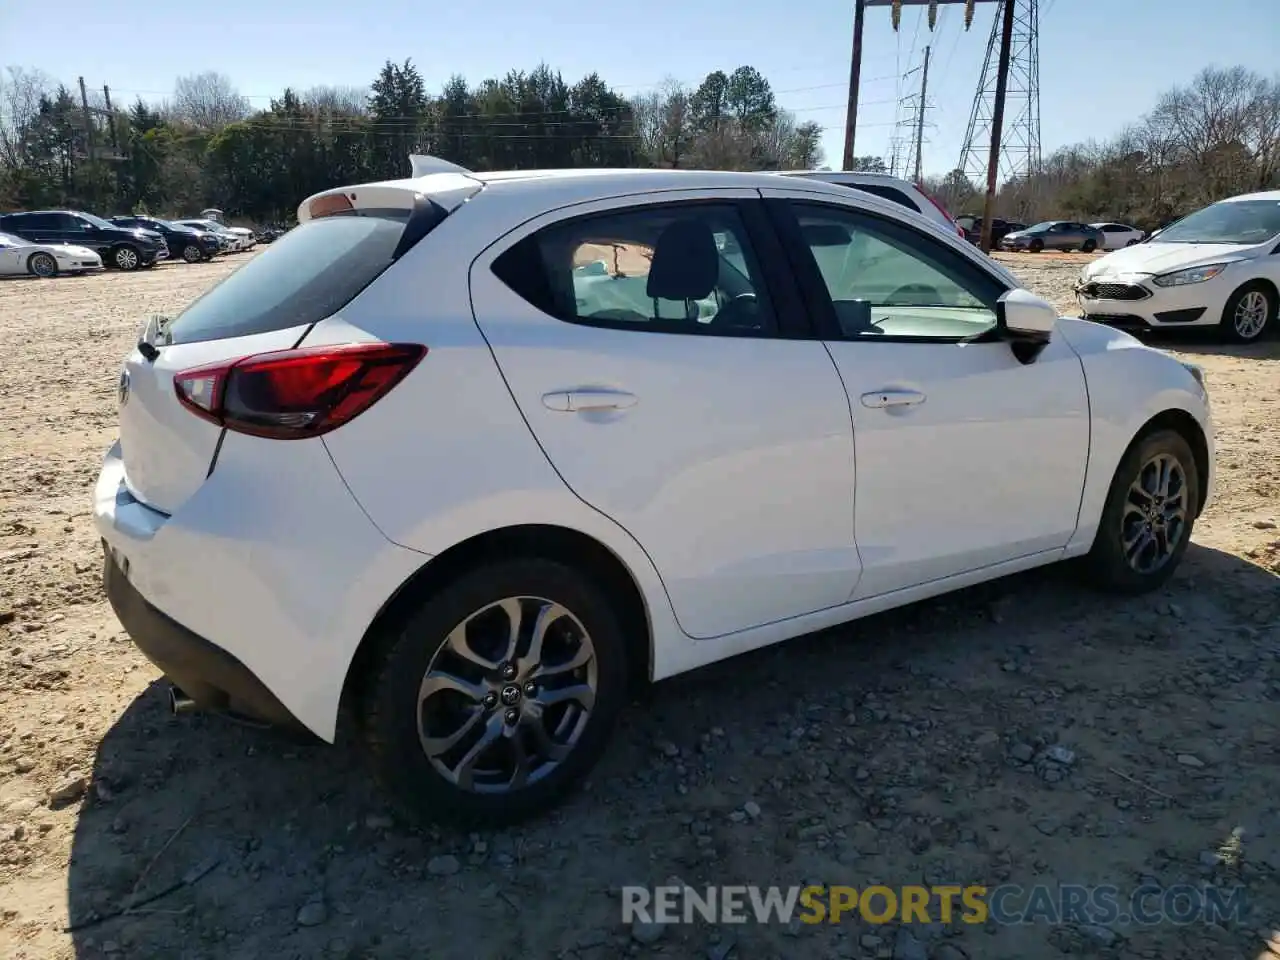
top-left (469, 191), bottom-right (860, 639)
top-left (763, 192), bottom-right (1090, 599)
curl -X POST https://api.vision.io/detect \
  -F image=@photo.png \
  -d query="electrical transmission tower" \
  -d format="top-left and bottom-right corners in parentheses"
top-left (957, 0), bottom-right (1041, 189)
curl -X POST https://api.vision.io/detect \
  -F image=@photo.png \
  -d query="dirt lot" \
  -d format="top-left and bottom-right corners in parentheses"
top-left (1, 251), bottom-right (1278, 960)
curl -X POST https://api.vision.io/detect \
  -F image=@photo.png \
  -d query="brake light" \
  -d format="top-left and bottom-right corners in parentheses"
top-left (919, 189), bottom-right (965, 237)
top-left (174, 342), bottom-right (426, 439)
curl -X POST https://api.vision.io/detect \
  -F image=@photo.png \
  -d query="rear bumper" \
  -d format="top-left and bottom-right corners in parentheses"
top-left (92, 437), bottom-right (426, 741)
top-left (103, 545), bottom-right (306, 731)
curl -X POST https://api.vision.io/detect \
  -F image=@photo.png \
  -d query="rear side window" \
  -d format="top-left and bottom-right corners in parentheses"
top-left (843, 183), bottom-right (922, 213)
top-left (166, 211), bottom-right (412, 345)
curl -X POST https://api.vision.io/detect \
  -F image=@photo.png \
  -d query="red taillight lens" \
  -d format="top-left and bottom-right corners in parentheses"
top-left (919, 188), bottom-right (965, 237)
top-left (174, 342), bottom-right (426, 439)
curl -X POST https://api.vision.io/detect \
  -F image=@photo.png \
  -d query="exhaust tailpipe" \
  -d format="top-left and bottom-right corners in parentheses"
top-left (168, 686), bottom-right (198, 715)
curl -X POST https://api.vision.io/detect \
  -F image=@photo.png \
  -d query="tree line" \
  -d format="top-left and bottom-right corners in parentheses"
top-left (0, 60), bottom-right (825, 223)
top-left (924, 66), bottom-right (1280, 231)
top-left (2, 60), bottom-right (1276, 229)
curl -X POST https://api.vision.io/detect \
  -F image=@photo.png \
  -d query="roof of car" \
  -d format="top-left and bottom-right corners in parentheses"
top-left (1223, 189), bottom-right (1280, 203)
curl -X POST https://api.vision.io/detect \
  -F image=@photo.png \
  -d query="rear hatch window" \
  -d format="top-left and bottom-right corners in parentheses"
top-left (164, 210), bottom-right (416, 346)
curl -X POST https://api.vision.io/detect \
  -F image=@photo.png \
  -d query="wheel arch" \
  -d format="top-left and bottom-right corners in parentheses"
top-left (340, 524), bottom-right (654, 717)
top-left (1228, 275), bottom-right (1278, 311)
top-left (1126, 408), bottom-right (1210, 516)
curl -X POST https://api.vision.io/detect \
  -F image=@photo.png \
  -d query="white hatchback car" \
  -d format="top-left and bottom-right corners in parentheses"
top-left (96, 158), bottom-right (1214, 824)
top-left (1077, 191), bottom-right (1280, 343)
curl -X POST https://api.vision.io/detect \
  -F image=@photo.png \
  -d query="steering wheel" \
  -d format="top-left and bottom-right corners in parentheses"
top-left (886, 283), bottom-right (941, 305)
top-left (711, 291), bottom-right (761, 330)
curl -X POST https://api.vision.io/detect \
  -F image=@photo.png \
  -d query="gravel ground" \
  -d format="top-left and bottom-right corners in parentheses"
top-left (1, 251), bottom-right (1278, 960)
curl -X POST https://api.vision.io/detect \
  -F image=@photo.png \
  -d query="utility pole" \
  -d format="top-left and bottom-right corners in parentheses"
top-left (103, 84), bottom-right (119, 152)
top-left (978, 0), bottom-right (1016, 253)
top-left (911, 45), bottom-right (931, 184)
top-left (78, 76), bottom-right (96, 161)
top-left (843, 0), bottom-right (867, 170)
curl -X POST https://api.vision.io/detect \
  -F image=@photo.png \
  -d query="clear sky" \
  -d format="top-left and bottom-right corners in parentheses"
top-left (2, 0), bottom-right (1276, 178)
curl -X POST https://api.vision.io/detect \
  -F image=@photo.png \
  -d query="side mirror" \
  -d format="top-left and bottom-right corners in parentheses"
top-left (996, 288), bottom-right (1057, 364)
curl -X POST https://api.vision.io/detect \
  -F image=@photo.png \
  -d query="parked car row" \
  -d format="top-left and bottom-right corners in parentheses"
top-left (0, 208), bottom-right (274, 278)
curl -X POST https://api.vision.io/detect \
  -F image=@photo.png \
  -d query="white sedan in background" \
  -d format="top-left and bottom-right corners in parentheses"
top-left (1091, 222), bottom-right (1146, 249)
top-left (1078, 190), bottom-right (1280, 342)
top-left (0, 230), bottom-right (103, 277)
top-left (96, 157), bottom-right (1215, 825)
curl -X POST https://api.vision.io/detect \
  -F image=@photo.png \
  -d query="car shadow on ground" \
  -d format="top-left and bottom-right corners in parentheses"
top-left (65, 543), bottom-right (1279, 959)
top-left (1140, 328), bottom-right (1280, 361)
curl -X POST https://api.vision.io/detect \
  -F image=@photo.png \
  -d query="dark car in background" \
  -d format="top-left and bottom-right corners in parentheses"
top-left (956, 215), bottom-right (1026, 247)
top-left (999, 220), bottom-right (1105, 253)
top-left (0, 210), bottom-right (168, 270)
top-left (109, 215), bottom-right (223, 263)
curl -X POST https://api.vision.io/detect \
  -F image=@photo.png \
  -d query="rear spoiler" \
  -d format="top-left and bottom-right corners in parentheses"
top-left (297, 154), bottom-right (481, 224)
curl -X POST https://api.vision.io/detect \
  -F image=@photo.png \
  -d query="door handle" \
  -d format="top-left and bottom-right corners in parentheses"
top-left (541, 389), bottom-right (638, 412)
top-left (860, 389), bottom-right (926, 409)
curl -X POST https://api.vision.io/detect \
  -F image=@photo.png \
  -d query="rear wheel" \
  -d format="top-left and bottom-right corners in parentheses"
top-left (1083, 429), bottom-right (1199, 594)
top-left (359, 558), bottom-right (628, 825)
top-left (111, 244), bottom-right (140, 271)
top-left (27, 252), bottom-right (57, 278)
top-left (1220, 282), bottom-right (1275, 343)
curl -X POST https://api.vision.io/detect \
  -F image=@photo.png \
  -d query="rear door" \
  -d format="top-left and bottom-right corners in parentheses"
top-left (116, 205), bottom-right (447, 515)
top-left (470, 190), bottom-right (860, 640)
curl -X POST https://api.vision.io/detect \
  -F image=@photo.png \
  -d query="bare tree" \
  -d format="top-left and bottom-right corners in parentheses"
top-left (170, 71), bottom-right (250, 129)
top-left (302, 85), bottom-right (369, 116)
top-left (0, 66), bottom-right (53, 166)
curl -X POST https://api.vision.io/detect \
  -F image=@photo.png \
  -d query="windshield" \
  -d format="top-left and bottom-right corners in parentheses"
top-left (1155, 199), bottom-right (1280, 244)
top-left (0, 231), bottom-right (28, 246)
top-left (80, 212), bottom-right (115, 229)
top-left (1024, 222), bottom-right (1055, 233)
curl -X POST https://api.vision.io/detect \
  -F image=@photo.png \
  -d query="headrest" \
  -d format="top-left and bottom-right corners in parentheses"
top-left (646, 219), bottom-right (719, 301)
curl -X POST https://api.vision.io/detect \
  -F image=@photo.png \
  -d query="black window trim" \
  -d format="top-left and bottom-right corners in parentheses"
top-left (763, 196), bottom-right (1012, 345)
top-left (490, 196), bottom-right (819, 342)
top-left (841, 182), bottom-right (922, 214)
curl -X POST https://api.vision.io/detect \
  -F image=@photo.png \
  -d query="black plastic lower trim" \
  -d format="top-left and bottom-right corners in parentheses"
top-left (102, 543), bottom-right (307, 733)
top-left (1153, 307), bottom-right (1207, 324)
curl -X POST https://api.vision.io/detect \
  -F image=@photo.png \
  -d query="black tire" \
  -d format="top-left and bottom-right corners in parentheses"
top-left (1029, 239), bottom-right (1044, 253)
top-left (1125, 239), bottom-right (1139, 246)
top-left (26, 251), bottom-right (57, 278)
top-left (1083, 428), bottom-right (1199, 594)
top-left (111, 244), bottom-right (141, 271)
top-left (181, 243), bottom-right (203, 263)
top-left (1081, 239), bottom-right (1097, 253)
top-left (1219, 281), bottom-right (1276, 344)
top-left (359, 557), bottom-right (629, 826)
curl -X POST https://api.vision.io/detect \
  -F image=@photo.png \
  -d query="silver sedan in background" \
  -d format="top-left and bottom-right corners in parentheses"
top-left (1000, 221), bottom-right (1106, 253)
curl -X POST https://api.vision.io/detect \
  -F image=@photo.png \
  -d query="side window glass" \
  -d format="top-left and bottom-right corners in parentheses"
top-left (494, 204), bottom-right (778, 336)
top-left (848, 183), bottom-right (921, 213)
top-left (791, 203), bottom-right (1003, 341)
top-left (60, 215), bottom-right (86, 231)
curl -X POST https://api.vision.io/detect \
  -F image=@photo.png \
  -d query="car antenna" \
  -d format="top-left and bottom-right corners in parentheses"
top-left (408, 154), bottom-right (474, 178)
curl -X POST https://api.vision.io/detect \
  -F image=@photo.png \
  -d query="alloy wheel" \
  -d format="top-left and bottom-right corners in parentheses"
top-left (115, 247), bottom-right (139, 270)
top-left (30, 253), bottom-right (56, 277)
top-left (1120, 453), bottom-right (1189, 574)
top-left (1234, 290), bottom-right (1270, 340)
top-left (417, 596), bottom-right (597, 793)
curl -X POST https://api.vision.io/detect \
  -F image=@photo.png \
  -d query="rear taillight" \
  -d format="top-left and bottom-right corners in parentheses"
top-left (174, 342), bottom-right (426, 440)
top-left (919, 189), bottom-right (965, 238)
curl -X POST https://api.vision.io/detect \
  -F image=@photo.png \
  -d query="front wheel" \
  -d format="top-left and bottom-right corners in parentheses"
top-left (359, 558), bottom-right (629, 825)
top-left (111, 245), bottom-right (140, 270)
top-left (1081, 239), bottom-right (1097, 253)
top-left (1083, 429), bottom-right (1199, 594)
top-left (181, 243), bottom-right (203, 263)
top-left (1220, 282), bottom-right (1275, 343)
top-left (1029, 239), bottom-right (1044, 253)
top-left (27, 252), bottom-right (57, 278)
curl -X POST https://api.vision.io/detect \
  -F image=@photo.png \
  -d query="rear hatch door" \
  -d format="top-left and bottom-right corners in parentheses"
top-left (117, 171), bottom-right (481, 515)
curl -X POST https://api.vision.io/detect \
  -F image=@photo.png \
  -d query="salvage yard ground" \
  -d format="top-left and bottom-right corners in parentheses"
top-left (0, 252), bottom-right (1278, 960)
